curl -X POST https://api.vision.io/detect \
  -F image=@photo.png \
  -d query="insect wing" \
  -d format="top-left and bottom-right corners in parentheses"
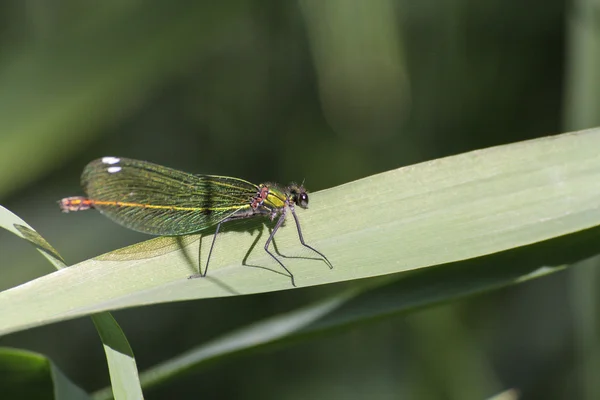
top-left (81, 157), bottom-right (257, 235)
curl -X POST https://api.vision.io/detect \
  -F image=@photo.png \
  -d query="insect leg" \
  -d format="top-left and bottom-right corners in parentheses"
top-left (290, 207), bottom-right (333, 269)
top-left (202, 218), bottom-right (228, 277)
top-left (264, 212), bottom-right (296, 287)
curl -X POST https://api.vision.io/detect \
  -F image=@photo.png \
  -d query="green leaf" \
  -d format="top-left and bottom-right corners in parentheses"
top-left (0, 207), bottom-right (143, 399)
top-left (0, 205), bottom-right (66, 270)
top-left (95, 220), bottom-right (599, 396)
top-left (2, 128), bottom-right (600, 337)
top-left (0, 347), bottom-right (89, 399)
top-left (92, 314), bottom-right (144, 400)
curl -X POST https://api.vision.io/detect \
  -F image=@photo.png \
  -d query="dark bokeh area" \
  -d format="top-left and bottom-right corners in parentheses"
top-left (1, 1), bottom-right (598, 398)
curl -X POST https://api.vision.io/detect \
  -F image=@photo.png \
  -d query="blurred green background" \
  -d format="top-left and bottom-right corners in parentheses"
top-left (0, 0), bottom-right (598, 398)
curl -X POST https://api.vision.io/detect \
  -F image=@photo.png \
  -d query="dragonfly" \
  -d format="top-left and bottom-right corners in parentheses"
top-left (59, 157), bottom-right (332, 286)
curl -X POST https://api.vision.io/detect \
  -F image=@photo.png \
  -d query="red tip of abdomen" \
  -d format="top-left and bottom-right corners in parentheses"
top-left (59, 196), bottom-right (94, 213)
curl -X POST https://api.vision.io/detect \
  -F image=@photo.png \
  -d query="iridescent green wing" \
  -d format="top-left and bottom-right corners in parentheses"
top-left (81, 157), bottom-right (258, 235)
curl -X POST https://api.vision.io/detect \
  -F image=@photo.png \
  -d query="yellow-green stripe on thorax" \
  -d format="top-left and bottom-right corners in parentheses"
top-left (263, 186), bottom-right (288, 209)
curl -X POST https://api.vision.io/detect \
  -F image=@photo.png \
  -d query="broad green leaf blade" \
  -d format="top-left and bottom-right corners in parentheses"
top-left (2, 128), bottom-right (600, 335)
top-left (0, 207), bottom-right (143, 399)
top-left (97, 224), bottom-right (594, 396)
top-left (0, 347), bottom-right (89, 399)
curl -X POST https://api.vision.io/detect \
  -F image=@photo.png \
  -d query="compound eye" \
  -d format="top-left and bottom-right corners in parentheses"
top-left (298, 192), bottom-right (309, 208)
